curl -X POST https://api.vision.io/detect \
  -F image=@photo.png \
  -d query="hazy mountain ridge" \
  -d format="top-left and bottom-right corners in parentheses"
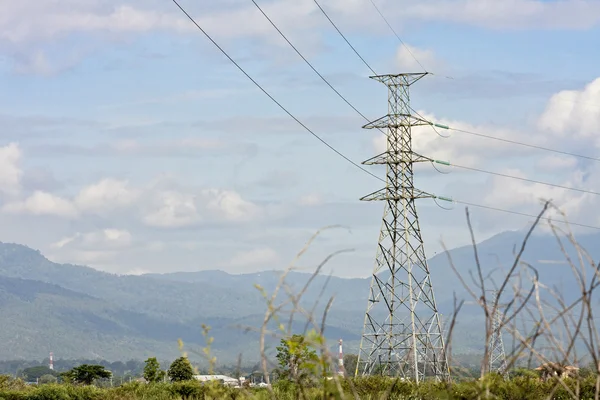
top-left (0, 228), bottom-right (597, 363)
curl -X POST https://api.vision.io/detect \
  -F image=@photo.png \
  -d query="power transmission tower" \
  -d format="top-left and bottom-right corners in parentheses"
top-left (355, 73), bottom-right (450, 383)
top-left (488, 291), bottom-right (509, 379)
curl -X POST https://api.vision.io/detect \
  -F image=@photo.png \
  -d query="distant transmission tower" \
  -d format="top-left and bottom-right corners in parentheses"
top-left (488, 291), bottom-right (509, 379)
top-left (355, 73), bottom-right (450, 383)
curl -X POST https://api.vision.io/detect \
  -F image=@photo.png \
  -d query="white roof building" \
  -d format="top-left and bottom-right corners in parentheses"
top-left (193, 375), bottom-right (245, 387)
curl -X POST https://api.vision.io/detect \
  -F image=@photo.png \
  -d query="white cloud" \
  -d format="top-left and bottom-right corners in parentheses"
top-left (0, 166), bottom-right (263, 228)
top-left (228, 247), bottom-right (279, 268)
top-left (537, 77), bottom-right (600, 142)
top-left (0, 4), bottom-right (192, 44)
top-left (4, 0), bottom-right (599, 76)
top-left (478, 166), bottom-right (600, 229)
top-left (0, 143), bottom-right (22, 197)
top-left (395, 45), bottom-right (438, 71)
top-left (373, 111), bottom-right (525, 167)
top-left (534, 155), bottom-right (578, 172)
top-left (202, 189), bottom-right (261, 222)
top-left (74, 179), bottom-right (140, 213)
top-left (403, 0), bottom-right (600, 30)
top-left (2, 191), bottom-right (78, 218)
top-left (3, 0), bottom-right (599, 47)
top-left (142, 190), bottom-right (202, 228)
top-left (47, 228), bottom-right (134, 268)
top-left (51, 229), bottom-right (133, 251)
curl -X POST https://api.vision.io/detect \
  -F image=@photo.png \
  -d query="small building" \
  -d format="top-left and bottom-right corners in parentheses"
top-left (535, 363), bottom-right (579, 381)
top-left (193, 375), bottom-right (245, 387)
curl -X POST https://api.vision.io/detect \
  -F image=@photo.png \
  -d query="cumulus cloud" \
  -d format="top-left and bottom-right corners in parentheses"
top-left (373, 112), bottom-right (525, 167)
top-left (395, 45), bottom-right (438, 71)
top-left (0, 3), bottom-right (192, 44)
top-left (3, 0), bottom-right (600, 75)
top-left (74, 179), bottom-right (140, 214)
top-left (402, 0), bottom-right (600, 30)
top-left (0, 137), bottom-right (263, 228)
top-left (2, 191), bottom-right (78, 218)
top-left (534, 155), bottom-right (579, 173)
top-left (142, 191), bottom-right (202, 228)
top-left (52, 229), bottom-right (133, 251)
top-left (46, 227), bottom-right (138, 269)
top-left (3, 0), bottom-right (599, 46)
top-left (202, 189), bottom-right (261, 222)
top-left (537, 77), bottom-right (600, 142)
top-left (0, 169), bottom-right (262, 228)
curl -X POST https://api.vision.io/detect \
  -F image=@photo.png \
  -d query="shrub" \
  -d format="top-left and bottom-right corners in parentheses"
top-left (169, 380), bottom-right (205, 399)
top-left (26, 385), bottom-right (70, 400)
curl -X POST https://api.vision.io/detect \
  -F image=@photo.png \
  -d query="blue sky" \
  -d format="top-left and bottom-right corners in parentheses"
top-left (1, 0), bottom-right (600, 277)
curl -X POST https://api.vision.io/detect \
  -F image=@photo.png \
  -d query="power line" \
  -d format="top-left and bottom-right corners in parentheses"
top-left (447, 127), bottom-right (600, 163)
top-left (250, 0), bottom-right (600, 228)
top-left (310, 0), bottom-right (600, 170)
top-left (365, 0), bottom-right (426, 72)
top-left (310, 1), bottom-right (600, 165)
top-left (445, 199), bottom-right (600, 231)
top-left (311, 0), bottom-right (377, 75)
top-left (434, 162), bottom-right (600, 197)
top-left (250, 0), bottom-right (376, 127)
top-left (171, 0), bottom-right (600, 233)
top-left (170, 0), bottom-right (381, 182)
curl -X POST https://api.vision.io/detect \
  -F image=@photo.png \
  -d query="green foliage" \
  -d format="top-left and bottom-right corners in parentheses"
top-left (0, 375), bottom-right (27, 391)
top-left (342, 354), bottom-right (357, 377)
top-left (0, 374), bottom-right (599, 399)
top-left (275, 334), bottom-right (319, 382)
top-left (169, 380), bottom-right (205, 398)
top-left (60, 365), bottom-right (111, 385)
top-left (142, 358), bottom-right (164, 384)
top-left (167, 357), bottom-right (194, 382)
top-left (21, 367), bottom-right (57, 382)
top-left (511, 367), bottom-right (540, 380)
top-left (38, 375), bottom-right (58, 385)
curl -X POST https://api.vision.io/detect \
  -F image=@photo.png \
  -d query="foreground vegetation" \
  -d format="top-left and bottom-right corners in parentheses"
top-left (2, 373), bottom-right (600, 400)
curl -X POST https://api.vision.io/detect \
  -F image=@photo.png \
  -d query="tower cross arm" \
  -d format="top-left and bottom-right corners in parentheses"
top-left (360, 187), bottom-right (436, 202)
top-left (362, 151), bottom-right (432, 165)
top-left (362, 114), bottom-right (432, 130)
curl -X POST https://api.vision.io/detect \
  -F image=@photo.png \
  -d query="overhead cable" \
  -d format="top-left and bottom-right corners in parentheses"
top-left (170, 0), bottom-right (381, 182)
top-left (171, 0), bottom-right (600, 232)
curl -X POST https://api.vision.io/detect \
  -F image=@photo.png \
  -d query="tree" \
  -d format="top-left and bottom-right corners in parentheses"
top-left (38, 374), bottom-right (58, 384)
top-left (167, 357), bottom-right (194, 382)
top-left (22, 366), bottom-right (57, 382)
top-left (275, 334), bottom-right (319, 381)
top-left (60, 364), bottom-right (111, 385)
top-left (143, 357), bottom-right (165, 383)
top-left (0, 375), bottom-right (27, 390)
top-left (343, 354), bottom-right (358, 377)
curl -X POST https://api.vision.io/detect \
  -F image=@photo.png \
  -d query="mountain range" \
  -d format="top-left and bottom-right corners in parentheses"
top-left (0, 227), bottom-right (597, 366)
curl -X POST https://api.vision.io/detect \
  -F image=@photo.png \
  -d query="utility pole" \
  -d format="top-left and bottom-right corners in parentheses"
top-left (488, 290), bottom-right (509, 379)
top-left (355, 73), bottom-right (450, 383)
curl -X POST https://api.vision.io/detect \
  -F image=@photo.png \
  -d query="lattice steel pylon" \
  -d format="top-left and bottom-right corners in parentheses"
top-left (355, 73), bottom-right (450, 383)
top-left (488, 291), bottom-right (509, 379)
